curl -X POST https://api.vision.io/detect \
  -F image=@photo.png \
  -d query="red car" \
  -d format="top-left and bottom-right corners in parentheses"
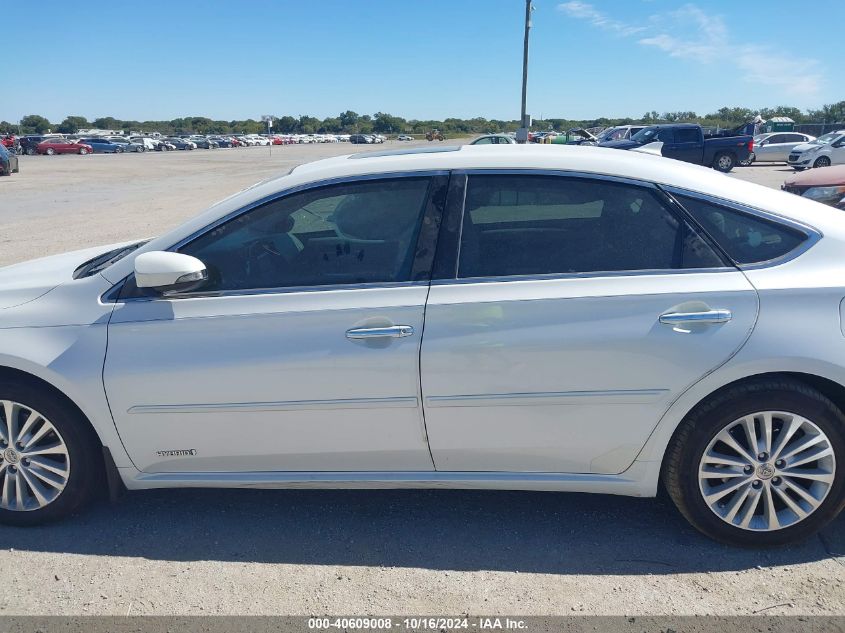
top-left (1, 134), bottom-right (16, 149)
top-left (36, 139), bottom-right (94, 155)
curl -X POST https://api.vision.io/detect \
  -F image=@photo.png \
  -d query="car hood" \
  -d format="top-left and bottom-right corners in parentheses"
top-left (0, 242), bottom-right (135, 310)
top-left (791, 142), bottom-right (821, 154)
top-left (598, 139), bottom-right (640, 150)
top-left (784, 164), bottom-right (845, 188)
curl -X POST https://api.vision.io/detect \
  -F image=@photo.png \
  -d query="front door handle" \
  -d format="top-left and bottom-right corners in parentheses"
top-left (659, 309), bottom-right (732, 325)
top-left (345, 325), bottom-right (415, 340)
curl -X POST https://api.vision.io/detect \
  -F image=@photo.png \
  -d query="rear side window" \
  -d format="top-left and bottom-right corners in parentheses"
top-left (674, 128), bottom-right (700, 143)
top-left (457, 175), bottom-right (724, 279)
top-left (674, 193), bottom-right (807, 265)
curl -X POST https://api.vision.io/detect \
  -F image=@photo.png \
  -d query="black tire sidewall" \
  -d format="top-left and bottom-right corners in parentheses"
top-left (714, 152), bottom-right (735, 172)
top-left (0, 382), bottom-right (99, 526)
top-left (670, 384), bottom-right (845, 546)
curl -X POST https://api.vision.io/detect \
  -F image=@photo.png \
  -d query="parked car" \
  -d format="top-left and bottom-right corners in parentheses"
top-left (36, 139), bottom-right (93, 155)
top-left (594, 125), bottom-right (646, 144)
top-left (1, 134), bottom-right (17, 150)
top-left (77, 138), bottom-right (125, 153)
top-left (186, 136), bottom-right (218, 149)
top-left (209, 136), bottom-right (235, 148)
top-left (788, 131), bottom-right (845, 170)
top-left (396, 134), bottom-right (414, 141)
top-left (600, 123), bottom-right (754, 172)
top-left (0, 143), bottom-right (18, 175)
top-left (782, 164), bottom-right (845, 209)
top-left (107, 137), bottom-right (145, 153)
top-left (348, 134), bottom-right (372, 144)
top-left (3, 145), bottom-right (845, 547)
top-left (233, 135), bottom-right (255, 146)
top-left (129, 137), bottom-right (160, 152)
top-left (19, 136), bottom-right (48, 155)
top-left (165, 137), bottom-right (196, 150)
top-left (470, 134), bottom-right (516, 145)
top-left (742, 132), bottom-right (816, 165)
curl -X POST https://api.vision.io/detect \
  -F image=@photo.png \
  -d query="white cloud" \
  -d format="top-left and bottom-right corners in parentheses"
top-left (558, 1), bottom-right (822, 98)
top-left (557, 1), bottom-right (646, 36)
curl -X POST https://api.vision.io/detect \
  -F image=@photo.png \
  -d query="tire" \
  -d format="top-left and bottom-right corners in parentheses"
top-left (45, 148), bottom-right (55, 156)
top-left (813, 156), bottom-right (832, 168)
top-left (0, 380), bottom-right (101, 526)
top-left (713, 152), bottom-right (736, 172)
top-left (25, 147), bottom-right (36, 156)
top-left (78, 148), bottom-right (88, 155)
top-left (738, 152), bottom-right (755, 167)
top-left (663, 379), bottom-right (845, 547)
top-left (137, 146), bottom-right (145, 153)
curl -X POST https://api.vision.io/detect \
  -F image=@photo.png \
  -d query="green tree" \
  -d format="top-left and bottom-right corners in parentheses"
top-left (92, 116), bottom-right (120, 130)
top-left (339, 110), bottom-right (359, 130)
top-left (20, 114), bottom-right (52, 134)
top-left (57, 116), bottom-right (90, 134)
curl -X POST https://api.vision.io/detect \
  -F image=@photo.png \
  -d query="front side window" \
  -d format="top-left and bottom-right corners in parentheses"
top-left (457, 175), bottom-right (724, 279)
top-left (179, 177), bottom-right (435, 292)
top-left (673, 193), bottom-right (807, 265)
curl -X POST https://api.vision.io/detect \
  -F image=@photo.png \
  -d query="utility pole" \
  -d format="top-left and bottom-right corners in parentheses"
top-left (517, 0), bottom-right (533, 143)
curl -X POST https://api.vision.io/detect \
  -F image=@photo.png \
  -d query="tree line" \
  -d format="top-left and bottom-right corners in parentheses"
top-left (3, 102), bottom-right (844, 137)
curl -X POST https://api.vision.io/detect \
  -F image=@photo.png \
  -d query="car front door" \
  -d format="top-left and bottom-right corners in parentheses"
top-left (756, 134), bottom-right (788, 162)
top-left (104, 174), bottom-right (448, 473)
top-left (420, 172), bottom-right (758, 474)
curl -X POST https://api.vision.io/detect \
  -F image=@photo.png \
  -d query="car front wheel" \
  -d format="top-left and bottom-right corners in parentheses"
top-left (813, 156), bottom-right (832, 168)
top-left (664, 379), bottom-right (844, 546)
top-left (0, 382), bottom-right (100, 526)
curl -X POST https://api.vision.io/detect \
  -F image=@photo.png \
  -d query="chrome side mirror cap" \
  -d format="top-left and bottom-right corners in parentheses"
top-left (134, 251), bottom-right (207, 293)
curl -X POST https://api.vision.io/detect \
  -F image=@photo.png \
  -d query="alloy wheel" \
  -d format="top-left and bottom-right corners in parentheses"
top-left (698, 411), bottom-right (835, 531)
top-left (0, 400), bottom-right (70, 511)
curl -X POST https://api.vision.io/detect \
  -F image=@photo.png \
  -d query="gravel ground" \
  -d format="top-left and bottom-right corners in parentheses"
top-left (0, 145), bottom-right (842, 616)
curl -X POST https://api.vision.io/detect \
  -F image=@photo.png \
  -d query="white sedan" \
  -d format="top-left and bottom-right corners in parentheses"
top-left (1, 145), bottom-right (843, 546)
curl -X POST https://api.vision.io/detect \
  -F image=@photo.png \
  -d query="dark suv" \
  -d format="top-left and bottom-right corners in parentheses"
top-left (19, 135), bottom-right (48, 155)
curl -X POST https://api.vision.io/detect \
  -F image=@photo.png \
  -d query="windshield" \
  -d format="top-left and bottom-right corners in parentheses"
top-left (812, 133), bottom-right (842, 145)
top-left (73, 241), bottom-right (148, 279)
top-left (630, 127), bottom-right (659, 143)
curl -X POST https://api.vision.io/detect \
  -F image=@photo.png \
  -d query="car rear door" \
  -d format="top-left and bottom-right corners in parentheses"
top-left (420, 172), bottom-right (758, 474)
top-left (662, 127), bottom-right (704, 164)
top-left (105, 174), bottom-right (448, 474)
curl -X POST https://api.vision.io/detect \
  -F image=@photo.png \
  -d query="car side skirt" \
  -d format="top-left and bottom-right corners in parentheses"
top-left (121, 461), bottom-right (658, 497)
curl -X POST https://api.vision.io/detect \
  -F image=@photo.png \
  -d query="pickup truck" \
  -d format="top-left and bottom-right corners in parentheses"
top-left (598, 123), bottom-right (753, 172)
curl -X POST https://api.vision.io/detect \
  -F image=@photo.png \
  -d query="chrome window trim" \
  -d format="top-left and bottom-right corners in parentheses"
top-left (661, 185), bottom-right (822, 270)
top-left (119, 279), bottom-right (432, 303)
top-left (452, 168), bottom-right (664, 190)
top-left (430, 267), bottom-right (736, 287)
top-left (108, 170), bottom-right (448, 303)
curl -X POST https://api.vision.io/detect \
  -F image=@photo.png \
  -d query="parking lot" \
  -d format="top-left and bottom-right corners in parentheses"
top-left (0, 144), bottom-right (843, 617)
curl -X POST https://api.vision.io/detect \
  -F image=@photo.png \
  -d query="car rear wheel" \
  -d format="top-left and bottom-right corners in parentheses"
top-left (0, 382), bottom-right (100, 526)
top-left (739, 152), bottom-right (755, 167)
top-left (664, 379), bottom-right (845, 546)
top-left (25, 148), bottom-right (36, 156)
top-left (45, 148), bottom-right (55, 156)
top-left (813, 156), bottom-right (832, 168)
top-left (78, 148), bottom-right (88, 155)
top-left (713, 152), bottom-right (736, 172)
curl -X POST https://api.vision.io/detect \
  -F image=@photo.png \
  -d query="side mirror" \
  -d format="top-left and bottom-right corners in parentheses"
top-left (134, 251), bottom-right (207, 293)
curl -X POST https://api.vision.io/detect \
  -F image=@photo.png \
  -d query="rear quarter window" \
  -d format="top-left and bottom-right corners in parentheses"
top-left (674, 193), bottom-right (808, 265)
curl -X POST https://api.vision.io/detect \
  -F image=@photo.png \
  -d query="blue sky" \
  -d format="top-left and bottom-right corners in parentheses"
top-left (6, 0), bottom-right (842, 123)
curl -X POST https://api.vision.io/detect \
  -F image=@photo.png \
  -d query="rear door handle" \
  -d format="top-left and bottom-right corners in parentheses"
top-left (345, 325), bottom-right (414, 340)
top-left (659, 309), bottom-right (732, 325)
